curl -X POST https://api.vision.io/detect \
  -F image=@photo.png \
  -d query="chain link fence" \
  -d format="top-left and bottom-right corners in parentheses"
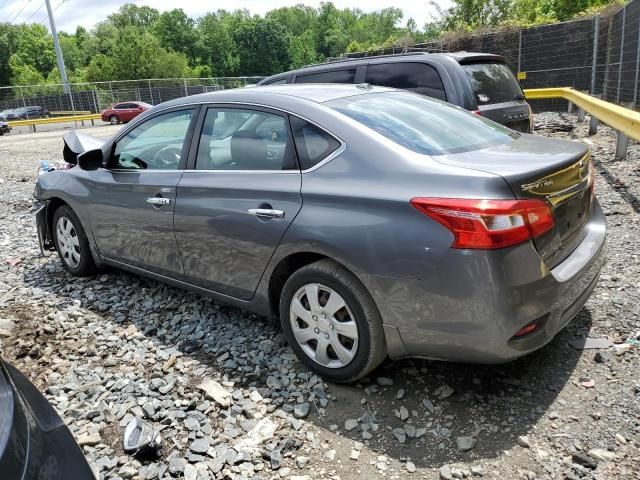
top-left (0, 77), bottom-right (265, 116)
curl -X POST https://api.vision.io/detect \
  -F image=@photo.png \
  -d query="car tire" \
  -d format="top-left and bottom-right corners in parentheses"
top-left (109, 115), bottom-right (119, 125)
top-left (52, 205), bottom-right (96, 276)
top-left (279, 259), bottom-right (387, 383)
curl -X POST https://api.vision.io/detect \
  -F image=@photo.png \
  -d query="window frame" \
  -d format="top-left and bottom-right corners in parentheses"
top-left (184, 103), bottom-right (345, 174)
top-left (186, 104), bottom-right (292, 173)
top-left (104, 105), bottom-right (200, 172)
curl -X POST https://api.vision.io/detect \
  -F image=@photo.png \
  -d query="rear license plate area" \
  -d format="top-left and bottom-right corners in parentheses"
top-left (555, 190), bottom-right (591, 242)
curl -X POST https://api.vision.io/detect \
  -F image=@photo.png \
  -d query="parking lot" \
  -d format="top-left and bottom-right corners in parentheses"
top-left (0, 116), bottom-right (638, 479)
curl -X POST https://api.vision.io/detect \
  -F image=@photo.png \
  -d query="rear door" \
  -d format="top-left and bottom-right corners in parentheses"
top-left (460, 61), bottom-right (532, 132)
top-left (174, 105), bottom-right (302, 300)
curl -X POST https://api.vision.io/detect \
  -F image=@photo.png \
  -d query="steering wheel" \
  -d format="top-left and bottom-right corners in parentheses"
top-left (152, 145), bottom-right (182, 168)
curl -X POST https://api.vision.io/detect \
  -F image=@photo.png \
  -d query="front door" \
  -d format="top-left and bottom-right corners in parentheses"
top-left (174, 106), bottom-right (302, 300)
top-left (89, 107), bottom-right (197, 276)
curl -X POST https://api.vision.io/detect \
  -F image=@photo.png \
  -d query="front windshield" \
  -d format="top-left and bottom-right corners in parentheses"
top-left (326, 91), bottom-right (518, 155)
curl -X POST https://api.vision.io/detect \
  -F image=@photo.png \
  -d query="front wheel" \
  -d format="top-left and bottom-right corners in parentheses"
top-left (279, 260), bottom-right (387, 383)
top-left (109, 115), bottom-right (119, 125)
top-left (52, 205), bottom-right (96, 276)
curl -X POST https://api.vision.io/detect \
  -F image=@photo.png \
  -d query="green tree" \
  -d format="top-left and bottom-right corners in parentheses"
top-left (110, 27), bottom-right (190, 80)
top-left (0, 23), bottom-right (19, 87)
top-left (196, 12), bottom-right (238, 76)
top-left (13, 24), bottom-right (56, 77)
top-left (153, 9), bottom-right (198, 65)
top-left (107, 4), bottom-right (160, 29)
top-left (233, 18), bottom-right (291, 76)
top-left (266, 5), bottom-right (317, 36)
top-left (290, 30), bottom-right (320, 68)
top-left (84, 53), bottom-right (115, 82)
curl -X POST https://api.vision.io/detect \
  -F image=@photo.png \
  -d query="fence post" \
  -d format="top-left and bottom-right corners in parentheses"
top-left (109, 81), bottom-right (114, 103)
top-left (603, 16), bottom-right (613, 101)
top-left (577, 91), bottom-right (587, 122)
top-left (615, 133), bottom-right (629, 160)
top-left (589, 94), bottom-right (601, 136)
top-left (517, 28), bottom-right (522, 74)
top-left (616, 4), bottom-right (626, 103)
top-left (184, 78), bottom-right (188, 97)
top-left (148, 80), bottom-right (153, 105)
top-left (19, 86), bottom-right (27, 109)
top-left (633, 19), bottom-right (640, 107)
top-left (591, 13), bottom-right (600, 94)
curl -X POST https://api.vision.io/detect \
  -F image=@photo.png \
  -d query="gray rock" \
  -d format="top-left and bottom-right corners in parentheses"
top-left (344, 419), bottom-right (358, 431)
top-left (376, 377), bottom-right (394, 386)
top-left (440, 465), bottom-right (453, 480)
top-left (293, 402), bottom-right (310, 419)
top-left (190, 438), bottom-right (210, 454)
top-left (197, 380), bottom-right (232, 408)
top-left (169, 457), bottom-right (186, 474)
top-left (406, 460), bottom-right (416, 473)
top-left (456, 436), bottom-right (476, 451)
top-left (517, 435), bottom-right (531, 448)
top-left (393, 427), bottom-right (406, 443)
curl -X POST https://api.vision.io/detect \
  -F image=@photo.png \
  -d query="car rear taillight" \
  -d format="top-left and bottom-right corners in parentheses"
top-left (410, 198), bottom-right (555, 249)
top-left (471, 110), bottom-right (482, 115)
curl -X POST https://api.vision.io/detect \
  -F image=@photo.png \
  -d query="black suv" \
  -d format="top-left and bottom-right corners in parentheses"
top-left (259, 52), bottom-right (532, 133)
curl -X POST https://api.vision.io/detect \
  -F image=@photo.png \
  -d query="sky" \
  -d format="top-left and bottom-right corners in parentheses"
top-left (0, 0), bottom-right (451, 33)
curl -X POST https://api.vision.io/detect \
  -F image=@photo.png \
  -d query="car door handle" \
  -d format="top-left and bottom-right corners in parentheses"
top-left (146, 197), bottom-right (171, 206)
top-left (248, 208), bottom-right (284, 218)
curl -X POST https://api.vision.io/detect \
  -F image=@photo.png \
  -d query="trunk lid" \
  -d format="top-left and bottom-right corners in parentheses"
top-left (434, 134), bottom-right (593, 267)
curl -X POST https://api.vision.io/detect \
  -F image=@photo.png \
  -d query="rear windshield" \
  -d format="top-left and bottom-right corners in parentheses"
top-left (326, 91), bottom-right (517, 155)
top-left (461, 62), bottom-right (523, 105)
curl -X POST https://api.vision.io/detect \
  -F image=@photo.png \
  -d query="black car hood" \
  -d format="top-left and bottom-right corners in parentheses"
top-left (62, 131), bottom-right (104, 165)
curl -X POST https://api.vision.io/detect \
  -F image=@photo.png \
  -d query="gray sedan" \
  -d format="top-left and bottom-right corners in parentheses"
top-left (34, 84), bottom-right (606, 382)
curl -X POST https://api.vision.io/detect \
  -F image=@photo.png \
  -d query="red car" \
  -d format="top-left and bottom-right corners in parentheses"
top-left (101, 101), bottom-right (151, 124)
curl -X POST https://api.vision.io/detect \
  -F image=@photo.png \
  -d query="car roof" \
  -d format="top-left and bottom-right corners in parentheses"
top-left (161, 83), bottom-right (397, 108)
top-left (260, 51), bottom-right (507, 82)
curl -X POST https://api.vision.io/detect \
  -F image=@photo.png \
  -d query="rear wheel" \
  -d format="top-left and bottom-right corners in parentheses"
top-left (52, 205), bottom-right (96, 276)
top-left (109, 115), bottom-right (119, 125)
top-left (279, 260), bottom-right (386, 383)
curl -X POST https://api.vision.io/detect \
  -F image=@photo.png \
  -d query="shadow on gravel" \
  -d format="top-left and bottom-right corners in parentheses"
top-left (23, 261), bottom-right (590, 468)
top-left (593, 159), bottom-right (640, 214)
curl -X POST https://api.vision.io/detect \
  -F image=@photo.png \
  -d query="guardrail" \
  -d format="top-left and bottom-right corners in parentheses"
top-left (7, 113), bottom-right (102, 132)
top-left (50, 110), bottom-right (92, 116)
top-left (524, 87), bottom-right (639, 160)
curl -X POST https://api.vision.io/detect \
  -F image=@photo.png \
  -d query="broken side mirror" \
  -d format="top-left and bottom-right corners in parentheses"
top-left (77, 148), bottom-right (103, 171)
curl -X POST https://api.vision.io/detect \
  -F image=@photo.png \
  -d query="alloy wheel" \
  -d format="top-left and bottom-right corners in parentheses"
top-left (56, 216), bottom-right (81, 268)
top-left (289, 283), bottom-right (359, 368)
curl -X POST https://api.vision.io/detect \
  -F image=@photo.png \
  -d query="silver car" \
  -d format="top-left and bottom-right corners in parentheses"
top-left (34, 85), bottom-right (606, 382)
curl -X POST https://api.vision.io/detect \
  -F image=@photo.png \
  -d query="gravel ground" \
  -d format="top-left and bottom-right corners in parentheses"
top-left (0, 115), bottom-right (638, 480)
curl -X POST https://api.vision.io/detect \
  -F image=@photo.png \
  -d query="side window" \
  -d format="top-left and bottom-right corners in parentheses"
top-left (196, 108), bottom-right (292, 171)
top-left (290, 117), bottom-right (341, 170)
top-left (114, 103), bottom-right (128, 110)
top-left (112, 109), bottom-right (194, 170)
top-left (295, 69), bottom-right (356, 84)
top-left (365, 63), bottom-right (447, 101)
top-left (264, 78), bottom-right (288, 85)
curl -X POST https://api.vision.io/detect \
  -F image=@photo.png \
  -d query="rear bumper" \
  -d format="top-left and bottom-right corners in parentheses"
top-left (364, 199), bottom-right (606, 363)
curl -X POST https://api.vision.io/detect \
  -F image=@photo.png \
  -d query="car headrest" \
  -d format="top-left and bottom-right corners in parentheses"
top-left (230, 130), bottom-right (267, 170)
